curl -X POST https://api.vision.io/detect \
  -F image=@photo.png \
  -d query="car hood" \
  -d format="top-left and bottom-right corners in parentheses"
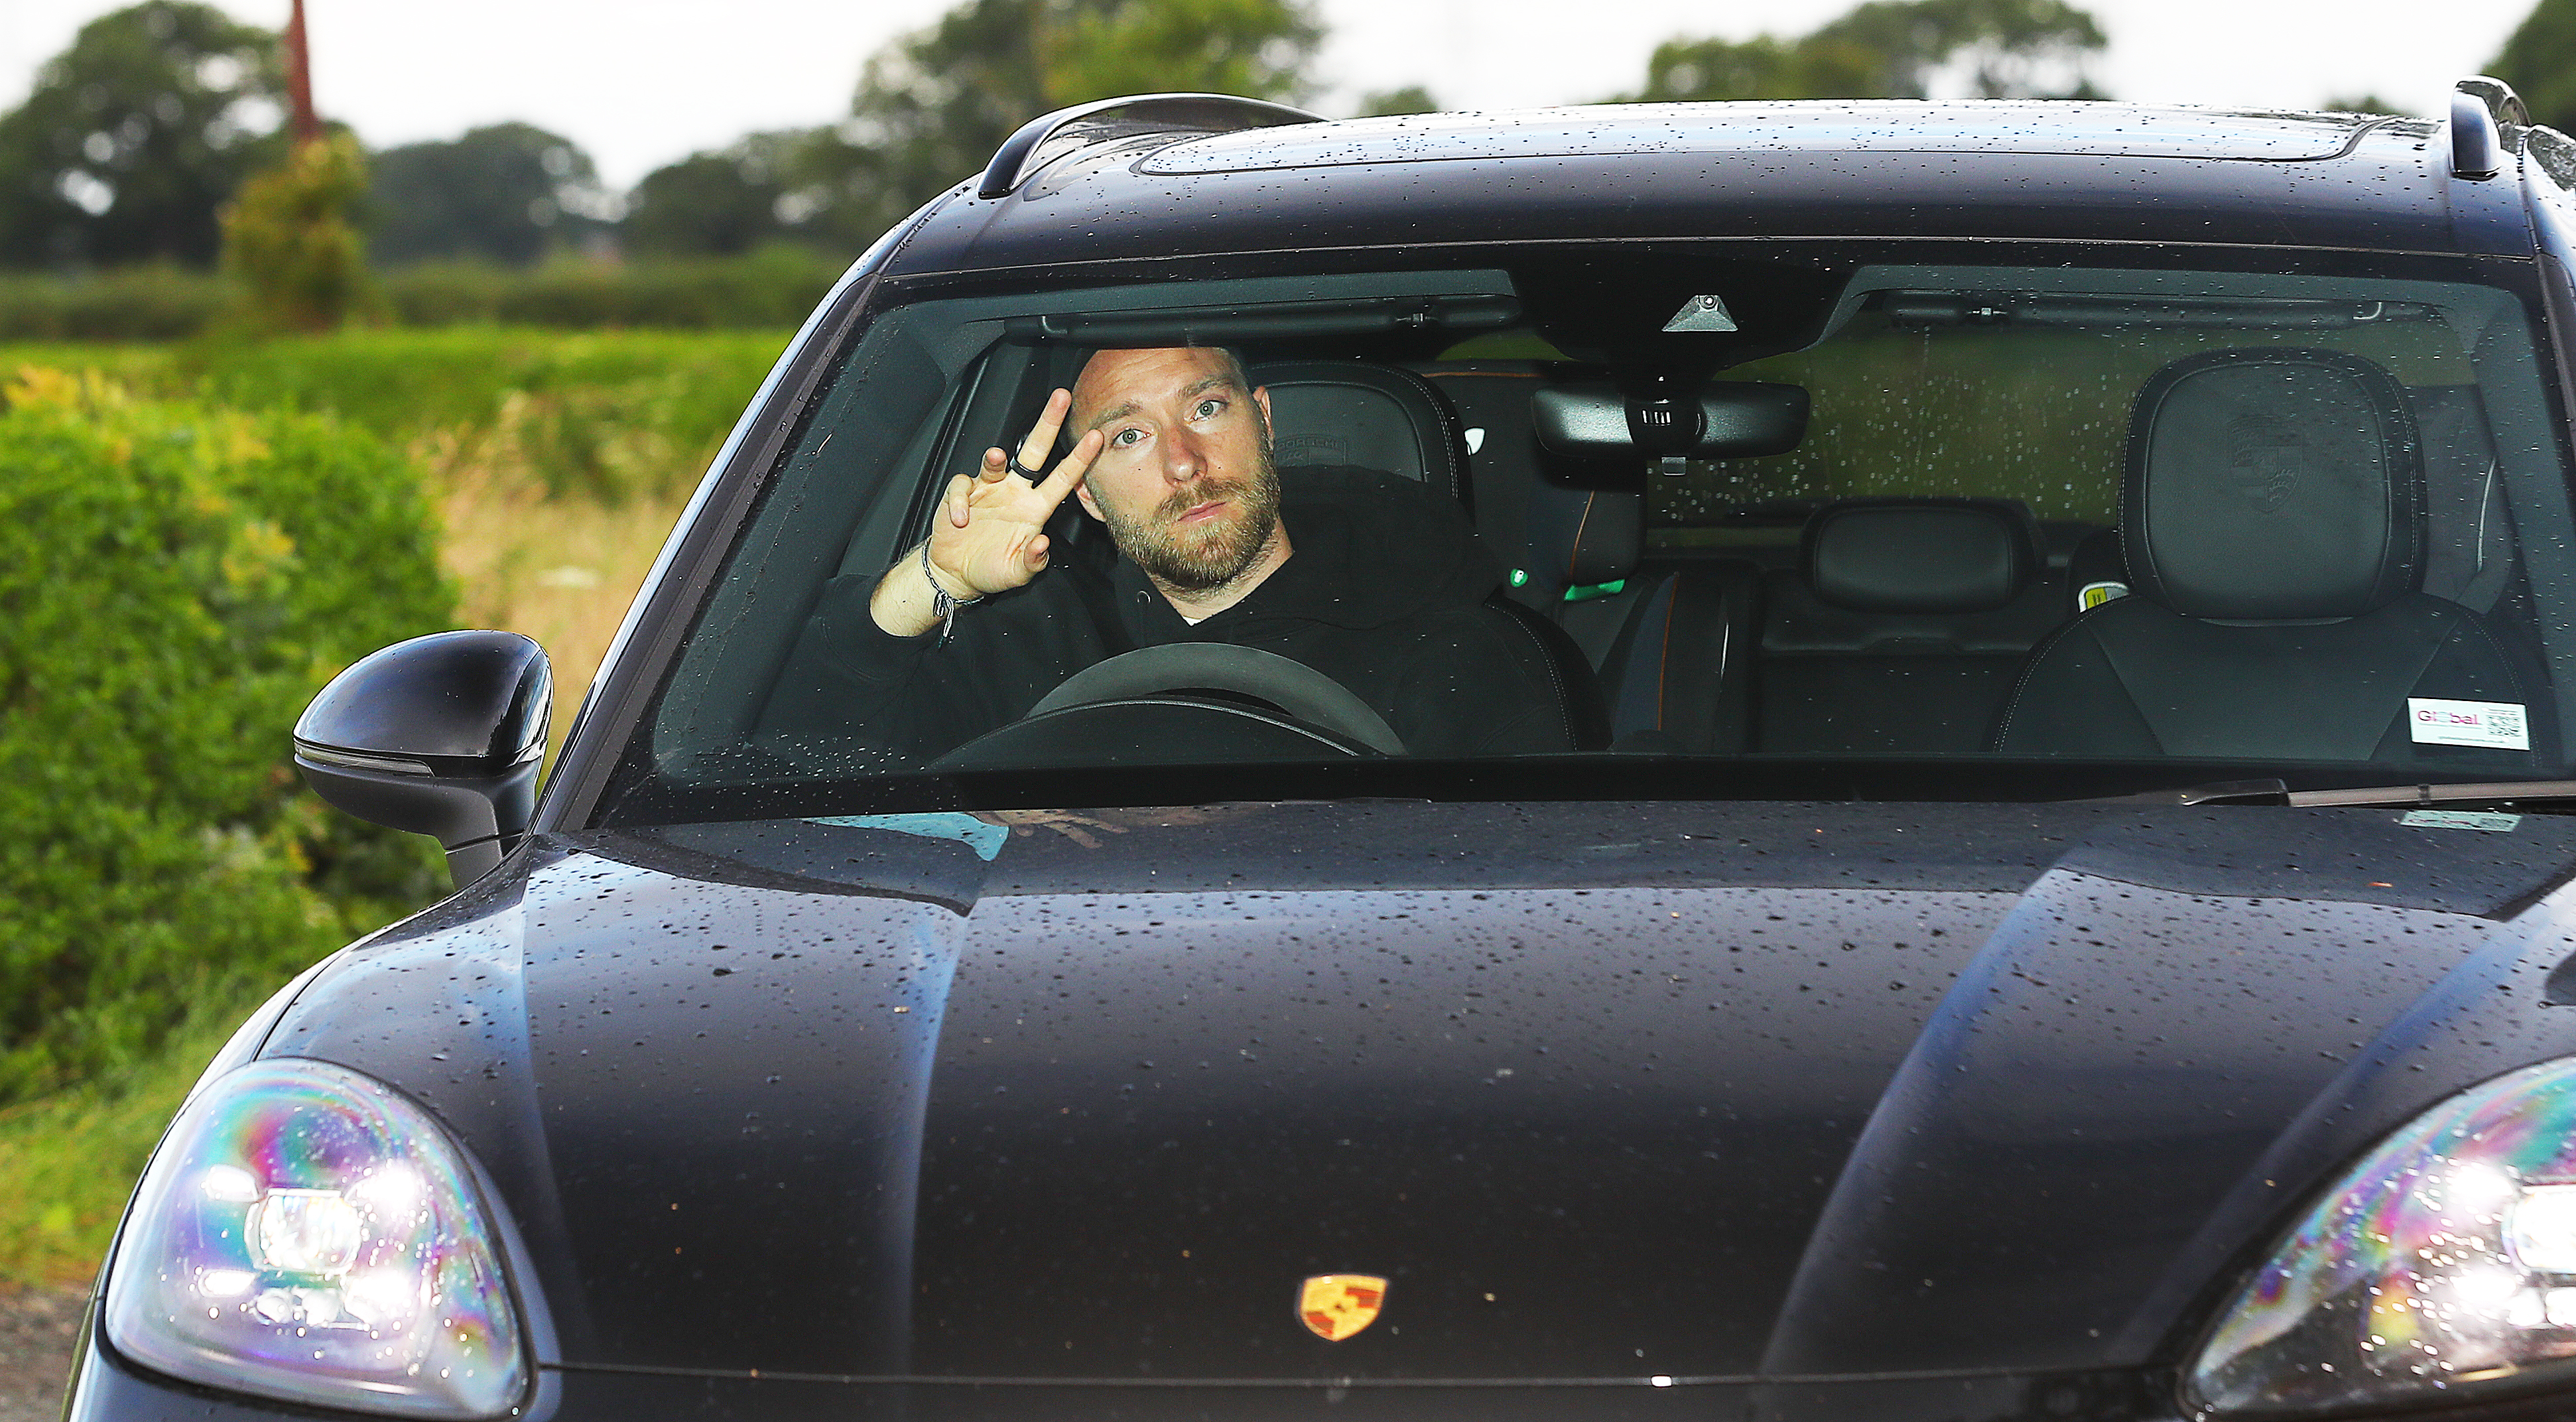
top-left (263, 799), bottom-right (2576, 1388)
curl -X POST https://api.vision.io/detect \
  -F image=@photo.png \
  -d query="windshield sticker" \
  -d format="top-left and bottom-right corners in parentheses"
top-left (2078, 580), bottom-right (2128, 612)
top-left (2400, 809), bottom-right (2523, 832)
top-left (803, 812), bottom-right (1010, 861)
top-left (2408, 698), bottom-right (2532, 751)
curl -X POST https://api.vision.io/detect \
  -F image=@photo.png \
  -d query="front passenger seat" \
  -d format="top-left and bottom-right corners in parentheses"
top-left (1994, 349), bottom-right (2540, 764)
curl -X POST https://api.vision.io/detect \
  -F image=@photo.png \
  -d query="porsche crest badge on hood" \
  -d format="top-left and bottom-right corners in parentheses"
top-left (1300, 1275), bottom-right (1388, 1340)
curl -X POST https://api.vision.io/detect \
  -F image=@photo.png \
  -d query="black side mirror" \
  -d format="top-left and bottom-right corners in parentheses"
top-left (293, 631), bottom-right (551, 887)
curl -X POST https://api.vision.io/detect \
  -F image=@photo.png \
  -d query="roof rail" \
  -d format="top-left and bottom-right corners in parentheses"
top-left (2451, 76), bottom-right (2531, 180)
top-left (977, 94), bottom-right (1324, 200)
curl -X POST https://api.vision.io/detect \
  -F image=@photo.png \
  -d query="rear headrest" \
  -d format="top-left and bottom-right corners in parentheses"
top-left (1804, 499), bottom-right (2041, 613)
top-left (1249, 360), bottom-right (1468, 506)
top-left (2124, 350), bottom-right (2424, 620)
top-left (1526, 482), bottom-right (1642, 590)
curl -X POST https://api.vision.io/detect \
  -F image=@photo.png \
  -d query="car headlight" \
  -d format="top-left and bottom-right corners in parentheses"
top-left (103, 1058), bottom-right (527, 1418)
top-left (2191, 1057), bottom-right (2576, 1415)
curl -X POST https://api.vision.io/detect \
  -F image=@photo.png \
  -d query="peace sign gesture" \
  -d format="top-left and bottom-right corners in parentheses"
top-left (933, 388), bottom-right (1102, 596)
top-left (870, 388), bottom-right (1102, 637)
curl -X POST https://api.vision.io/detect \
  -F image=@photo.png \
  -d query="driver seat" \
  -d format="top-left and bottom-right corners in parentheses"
top-left (1253, 359), bottom-right (1610, 749)
top-left (1993, 349), bottom-right (2540, 764)
top-left (1252, 361), bottom-right (1470, 506)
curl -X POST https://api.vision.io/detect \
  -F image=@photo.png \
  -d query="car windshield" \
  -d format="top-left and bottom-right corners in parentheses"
top-left (596, 245), bottom-right (2576, 824)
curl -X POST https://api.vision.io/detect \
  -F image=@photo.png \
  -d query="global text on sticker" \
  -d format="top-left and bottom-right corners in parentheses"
top-left (2406, 698), bottom-right (2531, 751)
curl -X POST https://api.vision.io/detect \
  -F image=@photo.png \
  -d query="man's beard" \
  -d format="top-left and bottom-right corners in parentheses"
top-left (1102, 445), bottom-right (1284, 594)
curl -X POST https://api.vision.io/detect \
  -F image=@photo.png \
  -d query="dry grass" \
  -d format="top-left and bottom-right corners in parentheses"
top-left (413, 402), bottom-right (713, 754)
top-left (429, 452), bottom-right (693, 753)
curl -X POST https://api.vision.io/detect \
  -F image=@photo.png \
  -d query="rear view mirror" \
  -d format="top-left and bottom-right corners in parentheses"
top-left (293, 631), bottom-right (551, 887)
top-left (1532, 381), bottom-right (1809, 460)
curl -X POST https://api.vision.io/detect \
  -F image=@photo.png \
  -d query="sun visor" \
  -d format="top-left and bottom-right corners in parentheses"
top-left (1810, 265), bottom-right (2510, 348)
top-left (1003, 294), bottom-right (1519, 347)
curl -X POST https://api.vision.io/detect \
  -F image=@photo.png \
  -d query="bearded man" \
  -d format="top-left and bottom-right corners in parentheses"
top-left (767, 345), bottom-right (1571, 760)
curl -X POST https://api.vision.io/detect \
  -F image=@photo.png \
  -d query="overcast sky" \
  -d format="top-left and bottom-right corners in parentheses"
top-left (0, 0), bottom-right (2540, 188)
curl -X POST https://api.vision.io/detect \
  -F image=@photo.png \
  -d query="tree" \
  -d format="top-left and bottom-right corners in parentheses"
top-left (222, 129), bottom-right (370, 330)
top-left (2322, 94), bottom-right (2410, 117)
top-left (216, 0), bottom-right (369, 330)
top-left (1624, 34), bottom-right (1880, 103)
top-left (828, 0), bottom-right (1323, 243)
top-left (623, 132), bottom-right (832, 257)
top-left (1615, 0), bottom-right (2106, 104)
top-left (0, 1), bottom-right (283, 269)
top-left (1040, 0), bottom-right (1323, 106)
top-left (371, 123), bottom-right (612, 266)
top-left (2492, 0), bottom-right (2576, 135)
top-left (1357, 86), bottom-right (1439, 117)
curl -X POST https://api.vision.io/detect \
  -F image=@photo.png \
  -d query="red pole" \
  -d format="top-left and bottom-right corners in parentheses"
top-left (283, 0), bottom-right (320, 147)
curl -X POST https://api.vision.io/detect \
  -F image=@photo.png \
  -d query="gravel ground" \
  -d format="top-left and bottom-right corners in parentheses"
top-left (0, 1286), bottom-right (85, 1422)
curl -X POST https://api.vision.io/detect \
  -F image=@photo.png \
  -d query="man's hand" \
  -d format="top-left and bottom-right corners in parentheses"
top-left (936, 389), bottom-right (1102, 596)
top-left (871, 389), bottom-right (1102, 637)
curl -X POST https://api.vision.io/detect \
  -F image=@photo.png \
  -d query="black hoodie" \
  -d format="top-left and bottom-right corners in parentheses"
top-left (763, 467), bottom-right (1571, 761)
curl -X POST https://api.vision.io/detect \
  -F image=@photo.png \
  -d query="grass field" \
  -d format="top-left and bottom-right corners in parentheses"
top-left (0, 998), bottom-right (255, 1285)
top-left (0, 327), bottom-right (793, 1286)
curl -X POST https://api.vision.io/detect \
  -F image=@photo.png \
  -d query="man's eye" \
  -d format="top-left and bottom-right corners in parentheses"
top-left (1110, 428), bottom-right (1144, 448)
top-left (1194, 399), bottom-right (1226, 420)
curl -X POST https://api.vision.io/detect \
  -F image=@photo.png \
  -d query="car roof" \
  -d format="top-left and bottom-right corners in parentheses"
top-left (884, 99), bottom-right (2518, 281)
top-left (1146, 102), bottom-right (2381, 169)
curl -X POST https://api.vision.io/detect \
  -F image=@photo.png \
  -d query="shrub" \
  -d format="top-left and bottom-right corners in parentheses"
top-left (220, 134), bottom-right (377, 334)
top-left (0, 369), bottom-right (452, 1104)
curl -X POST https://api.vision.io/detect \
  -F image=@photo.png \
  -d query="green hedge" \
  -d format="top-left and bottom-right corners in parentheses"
top-left (0, 265), bottom-right (228, 341)
top-left (0, 370), bottom-right (453, 1104)
top-left (381, 246), bottom-right (841, 330)
top-left (0, 246), bottom-right (844, 340)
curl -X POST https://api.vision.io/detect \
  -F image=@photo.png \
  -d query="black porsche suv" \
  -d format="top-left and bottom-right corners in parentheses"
top-left (68, 82), bottom-right (2576, 1422)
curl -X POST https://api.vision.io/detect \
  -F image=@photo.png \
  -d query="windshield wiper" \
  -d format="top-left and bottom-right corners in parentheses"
top-left (2098, 778), bottom-right (2289, 805)
top-left (2098, 778), bottom-right (2576, 808)
top-left (2291, 779), bottom-right (2576, 808)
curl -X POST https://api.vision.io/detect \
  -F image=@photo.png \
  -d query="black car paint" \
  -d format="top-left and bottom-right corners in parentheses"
top-left (111, 803), bottom-right (2576, 1393)
top-left (293, 631), bottom-right (554, 881)
top-left (68, 101), bottom-right (2576, 1419)
top-left (907, 115), bottom-right (2480, 272)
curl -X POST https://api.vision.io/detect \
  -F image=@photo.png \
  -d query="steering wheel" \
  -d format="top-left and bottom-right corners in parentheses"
top-left (1030, 645), bottom-right (1404, 751)
top-left (925, 645), bottom-right (1406, 773)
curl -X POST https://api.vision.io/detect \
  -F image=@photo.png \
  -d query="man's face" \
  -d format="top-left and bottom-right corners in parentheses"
top-left (1069, 347), bottom-right (1282, 592)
